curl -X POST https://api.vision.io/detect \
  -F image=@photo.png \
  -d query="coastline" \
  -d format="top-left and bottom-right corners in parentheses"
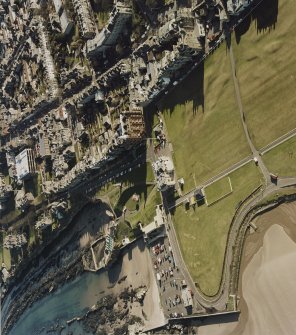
top-left (198, 201), bottom-right (296, 335)
top-left (4, 237), bottom-right (165, 335)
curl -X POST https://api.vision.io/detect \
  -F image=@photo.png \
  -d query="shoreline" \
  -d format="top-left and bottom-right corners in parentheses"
top-left (234, 201), bottom-right (296, 335)
top-left (4, 237), bottom-right (165, 335)
top-left (198, 201), bottom-right (296, 335)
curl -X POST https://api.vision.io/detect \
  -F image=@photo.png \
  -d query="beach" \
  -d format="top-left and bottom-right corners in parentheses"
top-left (199, 202), bottom-right (296, 335)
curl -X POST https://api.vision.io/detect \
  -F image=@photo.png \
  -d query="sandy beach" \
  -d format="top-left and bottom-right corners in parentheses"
top-left (199, 202), bottom-right (296, 335)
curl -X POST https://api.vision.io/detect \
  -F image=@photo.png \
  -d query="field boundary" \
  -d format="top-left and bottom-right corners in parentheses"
top-left (205, 177), bottom-right (233, 206)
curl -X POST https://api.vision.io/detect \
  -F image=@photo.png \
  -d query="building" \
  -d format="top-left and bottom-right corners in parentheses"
top-left (118, 106), bottom-right (145, 142)
top-left (15, 148), bottom-right (36, 180)
top-left (38, 131), bottom-right (51, 158)
top-left (3, 234), bottom-right (27, 249)
top-left (87, 0), bottom-right (132, 56)
top-left (72, 0), bottom-right (95, 39)
top-left (227, 0), bottom-right (251, 15)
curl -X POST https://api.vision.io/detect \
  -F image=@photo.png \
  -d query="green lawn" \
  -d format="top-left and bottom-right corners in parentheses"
top-left (172, 162), bottom-right (263, 296)
top-left (3, 247), bottom-right (11, 270)
top-left (204, 177), bottom-right (232, 205)
top-left (232, 0), bottom-right (296, 148)
top-left (162, 42), bottom-right (250, 193)
top-left (96, 162), bottom-right (155, 209)
top-left (262, 136), bottom-right (296, 176)
top-left (114, 184), bottom-right (154, 214)
top-left (128, 186), bottom-right (162, 227)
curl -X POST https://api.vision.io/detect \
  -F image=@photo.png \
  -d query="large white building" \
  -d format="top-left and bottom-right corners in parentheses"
top-left (15, 148), bottom-right (36, 180)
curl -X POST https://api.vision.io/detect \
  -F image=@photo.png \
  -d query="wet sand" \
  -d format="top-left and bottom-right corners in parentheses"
top-left (199, 202), bottom-right (296, 335)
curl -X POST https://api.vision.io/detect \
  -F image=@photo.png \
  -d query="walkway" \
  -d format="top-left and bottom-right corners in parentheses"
top-left (228, 44), bottom-right (270, 184)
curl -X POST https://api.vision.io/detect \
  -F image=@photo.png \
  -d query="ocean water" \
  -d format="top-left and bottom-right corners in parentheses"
top-left (8, 271), bottom-right (110, 335)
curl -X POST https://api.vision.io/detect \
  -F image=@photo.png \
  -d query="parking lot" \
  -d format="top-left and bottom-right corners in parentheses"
top-left (149, 236), bottom-right (194, 318)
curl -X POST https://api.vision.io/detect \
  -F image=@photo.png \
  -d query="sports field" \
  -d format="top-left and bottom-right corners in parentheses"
top-left (172, 162), bottom-right (263, 296)
top-left (232, 0), bottom-right (296, 148)
top-left (262, 136), bottom-right (296, 177)
top-left (162, 42), bottom-right (250, 193)
top-left (204, 177), bottom-right (233, 205)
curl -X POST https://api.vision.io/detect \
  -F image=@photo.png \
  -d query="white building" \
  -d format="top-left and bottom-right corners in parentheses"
top-left (15, 148), bottom-right (36, 180)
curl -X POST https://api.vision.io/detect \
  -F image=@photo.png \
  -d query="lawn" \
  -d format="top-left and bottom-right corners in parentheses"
top-left (3, 246), bottom-right (11, 270)
top-left (162, 42), bottom-right (250, 193)
top-left (114, 184), bottom-right (154, 214)
top-left (128, 186), bottom-right (162, 227)
top-left (232, 0), bottom-right (296, 148)
top-left (96, 161), bottom-right (160, 230)
top-left (204, 177), bottom-right (232, 205)
top-left (172, 162), bottom-right (263, 296)
top-left (96, 162), bottom-right (155, 209)
top-left (262, 136), bottom-right (296, 177)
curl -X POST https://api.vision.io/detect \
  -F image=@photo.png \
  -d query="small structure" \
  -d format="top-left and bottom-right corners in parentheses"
top-left (181, 286), bottom-right (193, 308)
top-left (15, 148), bottom-right (36, 180)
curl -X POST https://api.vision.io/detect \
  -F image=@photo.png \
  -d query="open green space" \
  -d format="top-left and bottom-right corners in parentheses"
top-left (232, 0), bottom-right (296, 148)
top-left (96, 162), bottom-right (160, 232)
top-left (128, 186), bottom-right (162, 227)
top-left (114, 184), bottom-right (154, 214)
top-left (162, 42), bottom-right (250, 193)
top-left (204, 177), bottom-right (232, 205)
top-left (3, 247), bottom-right (11, 270)
top-left (262, 136), bottom-right (296, 176)
top-left (172, 162), bottom-right (263, 296)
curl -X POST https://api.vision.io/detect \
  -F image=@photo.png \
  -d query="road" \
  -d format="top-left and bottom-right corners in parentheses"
top-left (259, 126), bottom-right (296, 155)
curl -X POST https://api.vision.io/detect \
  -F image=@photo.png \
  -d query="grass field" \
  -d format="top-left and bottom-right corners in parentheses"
top-left (128, 186), bottom-right (162, 227)
top-left (96, 162), bottom-right (160, 230)
top-left (162, 42), bottom-right (250, 192)
top-left (204, 177), bottom-right (232, 205)
top-left (172, 162), bottom-right (263, 296)
top-left (3, 247), bottom-right (11, 270)
top-left (262, 136), bottom-right (296, 176)
top-left (232, 0), bottom-right (296, 148)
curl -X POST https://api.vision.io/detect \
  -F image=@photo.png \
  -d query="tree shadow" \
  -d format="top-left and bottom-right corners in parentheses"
top-left (235, 0), bottom-right (279, 44)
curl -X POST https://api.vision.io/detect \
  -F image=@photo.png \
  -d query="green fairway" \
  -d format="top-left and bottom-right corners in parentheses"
top-left (162, 42), bottom-right (250, 193)
top-left (232, 0), bottom-right (296, 148)
top-left (262, 136), bottom-right (296, 177)
top-left (205, 177), bottom-right (232, 205)
top-left (172, 162), bottom-right (263, 296)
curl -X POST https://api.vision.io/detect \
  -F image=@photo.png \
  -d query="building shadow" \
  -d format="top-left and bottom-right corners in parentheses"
top-left (235, 0), bottom-right (279, 44)
top-left (158, 62), bottom-right (205, 116)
